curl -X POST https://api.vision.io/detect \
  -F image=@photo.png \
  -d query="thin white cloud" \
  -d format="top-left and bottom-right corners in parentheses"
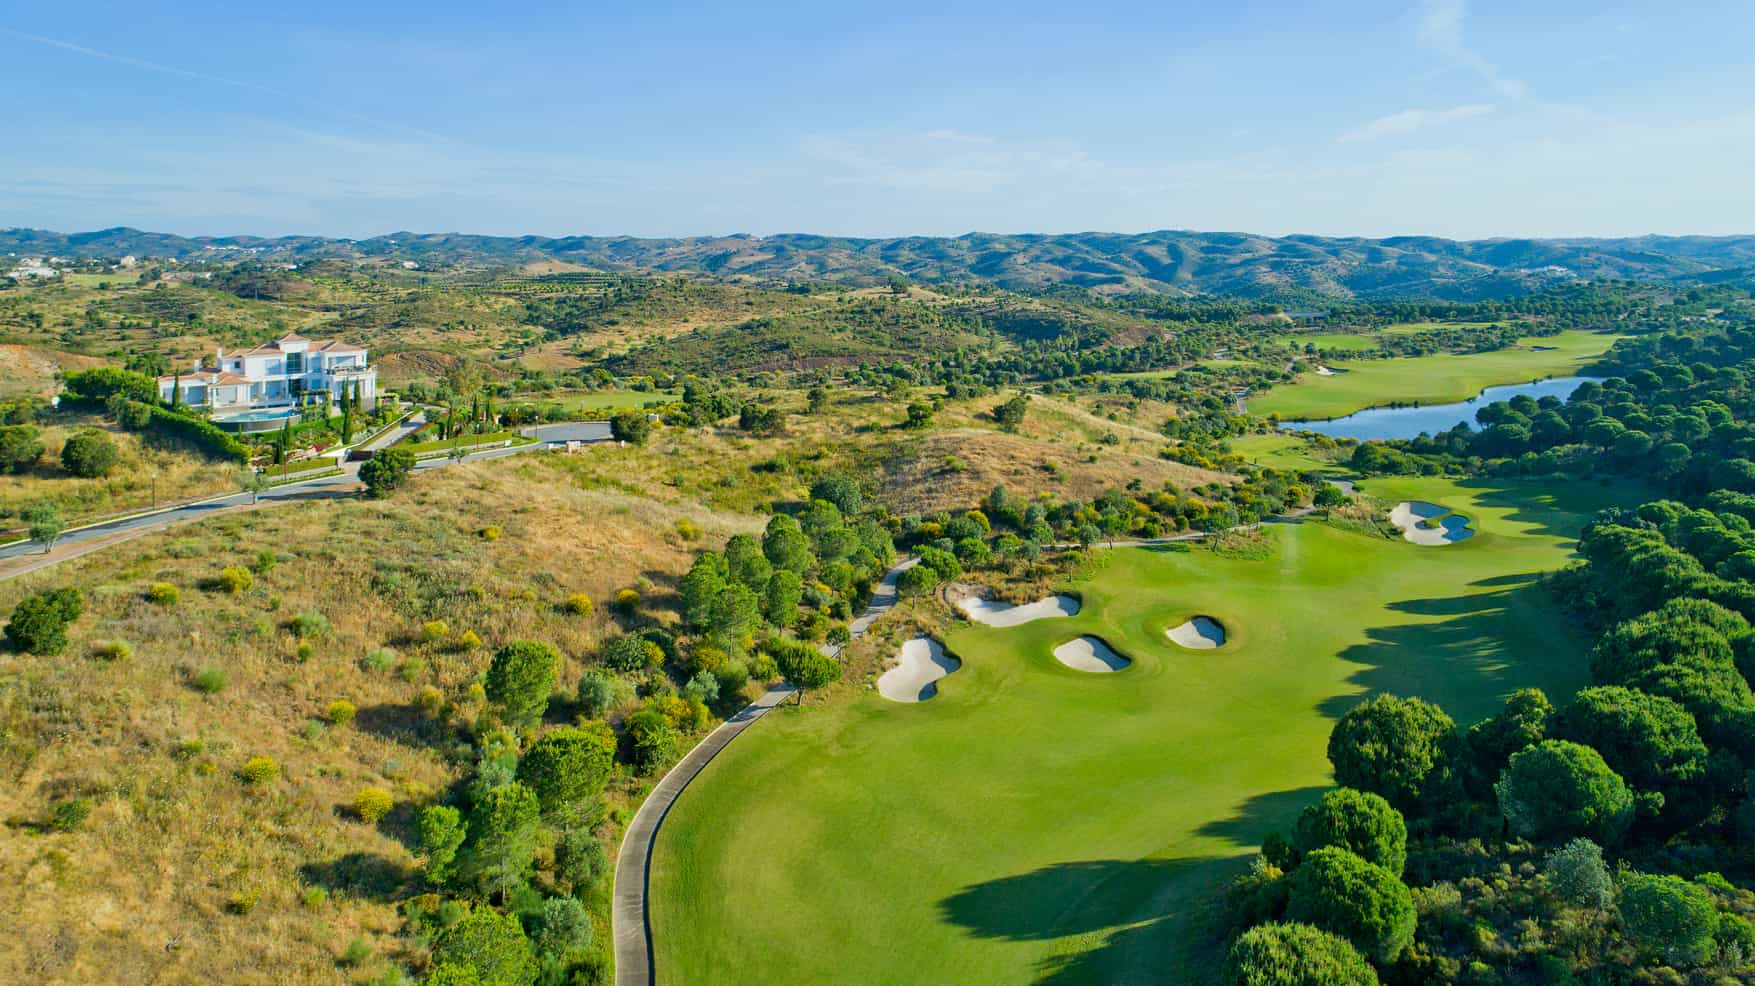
top-left (1339, 103), bottom-right (1494, 143)
top-left (1416, 0), bottom-right (1526, 99)
top-left (921, 129), bottom-right (995, 144)
top-left (0, 27), bottom-right (454, 144)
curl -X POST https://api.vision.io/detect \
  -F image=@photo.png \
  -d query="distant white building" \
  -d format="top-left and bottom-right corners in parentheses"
top-left (9, 258), bottom-right (58, 279)
top-left (157, 333), bottom-right (378, 420)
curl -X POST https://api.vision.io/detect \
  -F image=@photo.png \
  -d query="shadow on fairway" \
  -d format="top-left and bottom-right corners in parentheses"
top-left (938, 856), bottom-right (1243, 984)
top-left (1192, 785), bottom-right (1330, 846)
top-left (1323, 582), bottom-right (1576, 723)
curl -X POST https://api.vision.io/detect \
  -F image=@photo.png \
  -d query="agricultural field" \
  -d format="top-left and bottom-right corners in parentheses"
top-left (1248, 330), bottom-right (1623, 420)
top-left (648, 476), bottom-right (1647, 984)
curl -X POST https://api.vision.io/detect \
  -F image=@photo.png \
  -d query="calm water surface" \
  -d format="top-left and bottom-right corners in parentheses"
top-left (1277, 376), bottom-right (1602, 441)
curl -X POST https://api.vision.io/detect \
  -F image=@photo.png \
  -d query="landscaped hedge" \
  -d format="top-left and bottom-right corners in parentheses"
top-left (122, 401), bottom-right (250, 463)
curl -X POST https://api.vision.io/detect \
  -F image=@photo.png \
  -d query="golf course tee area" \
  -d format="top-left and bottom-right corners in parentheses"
top-left (647, 477), bottom-right (1643, 984)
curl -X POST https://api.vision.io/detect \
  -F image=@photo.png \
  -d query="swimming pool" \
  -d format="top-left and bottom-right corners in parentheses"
top-left (212, 407), bottom-right (303, 432)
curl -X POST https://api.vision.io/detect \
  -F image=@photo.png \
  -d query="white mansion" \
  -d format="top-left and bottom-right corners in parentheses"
top-left (157, 334), bottom-right (379, 416)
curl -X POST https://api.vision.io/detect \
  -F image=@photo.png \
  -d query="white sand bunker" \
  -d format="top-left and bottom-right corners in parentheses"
top-left (877, 637), bottom-right (961, 702)
top-left (1053, 635), bottom-right (1132, 673)
top-left (1314, 365), bottom-right (1337, 376)
top-left (959, 594), bottom-right (1081, 627)
top-left (1167, 616), bottom-right (1227, 649)
top-left (1389, 501), bottom-right (1477, 546)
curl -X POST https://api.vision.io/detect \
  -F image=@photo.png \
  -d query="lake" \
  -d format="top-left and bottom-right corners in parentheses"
top-left (1276, 376), bottom-right (1602, 441)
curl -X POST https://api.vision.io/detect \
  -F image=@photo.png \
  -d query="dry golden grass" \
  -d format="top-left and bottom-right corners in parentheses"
top-left (0, 345), bottom-right (107, 400)
top-left (0, 416), bottom-right (240, 525)
top-left (0, 459), bottom-right (757, 984)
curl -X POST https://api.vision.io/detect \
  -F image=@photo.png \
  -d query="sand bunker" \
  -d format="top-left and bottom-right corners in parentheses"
top-left (1167, 616), bottom-right (1226, 649)
top-left (1389, 501), bottom-right (1476, 545)
top-left (959, 594), bottom-right (1080, 627)
top-left (1314, 365), bottom-right (1337, 376)
top-left (1053, 636), bottom-right (1132, 673)
top-left (877, 637), bottom-right (961, 702)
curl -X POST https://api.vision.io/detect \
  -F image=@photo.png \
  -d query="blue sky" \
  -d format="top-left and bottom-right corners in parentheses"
top-left (3, 0), bottom-right (1753, 239)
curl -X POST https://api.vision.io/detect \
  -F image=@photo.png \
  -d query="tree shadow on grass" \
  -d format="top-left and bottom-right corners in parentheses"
top-left (1322, 582), bottom-right (1581, 724)
top-left (297, 852), bottom-right (412, 901)
top-left (1192, 785), bottom-right (1329, 847)
top-left (939, 856), bottom-right (1242, 985)
top-left (354, 701), bottom-right (444, 748)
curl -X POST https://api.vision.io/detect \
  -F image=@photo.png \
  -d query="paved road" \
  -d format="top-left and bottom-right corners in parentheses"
top-left (612, 554), bottom-right (916, 986)
top-left (0, 420), bottom-right (612, 579)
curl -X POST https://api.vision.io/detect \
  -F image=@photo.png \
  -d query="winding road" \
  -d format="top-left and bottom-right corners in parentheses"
top-left (0, 420), bottom-right (612, 580)
top-left (611, 556), bottom-right (916, 986)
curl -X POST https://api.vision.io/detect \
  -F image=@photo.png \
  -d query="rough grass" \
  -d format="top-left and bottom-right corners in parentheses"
top-left (649, 476), bottom-right (1650, 985)
top-left (1249, 331), bottom-right (1623, 420)
top-left (0, 415), bottom-right (239, 524)
top-left (0, 459), bottom-right (758, 984)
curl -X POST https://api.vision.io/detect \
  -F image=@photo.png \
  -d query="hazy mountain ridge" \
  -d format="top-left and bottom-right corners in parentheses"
top-left (8, 226), bottom-right (1755, 299)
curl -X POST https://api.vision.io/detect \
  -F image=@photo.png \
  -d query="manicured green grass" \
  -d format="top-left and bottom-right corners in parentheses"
top-left (1275, 332), bottom-right (1379, 351)
top-left (1249, 331), bottom-right (1623, 420)
top-left (1379, 320), bottom-right (1500, 335)
top-left (649, 477), bottom-right (1646, 985)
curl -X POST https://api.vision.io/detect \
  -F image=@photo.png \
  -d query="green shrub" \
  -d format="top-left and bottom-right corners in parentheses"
top-left (193, 666), bottom-right (228, 693)
top-left (1542, 838), bottom-right (1613, 911)
top-left (613, 588), bottom-right (640, 612)
top-left (363, 647), bottom-right (396, 672)
top-left (674, 518), bottom-right (702, 542)
top-left (226, 890), bottom-right (259, 914)
top-left (516, 722), bottom-right (617, 812)
top-left (146, 582), bottom-right (180, 606)
top-left (60, 427), bottom-right (119, 477)
top-left (324, 699), bottom-right (357, 726)
top-left (1617, 870), bottom-right (1719, 966)
top-left (1224, 921), bottom-right (1379, 986)
top-left (430, 907), bottom-right (536, 985)
top-left (5, 586), bottom-right (83, 655)
top-left (254, 549), bottom-right (277, 573)
top-left (576, 670), bottom-right (616, 718)
top-left (294, 640), bottom-right (314, 662)
top-left (301, 887), bottom-right (328, 909)
top-left (1285, 846), bottom-right (1416, 964)
top-left (359, 447), bottom-right (416, 498)
top-left (565, 593), bottom-right (594, 617)
top-left (1292, 788), bottom-right (1408, 875)
top-left (289, 610), bottom-right (330, 639)
top-left (422, 620), bottom-right (449, 644)
top-left (238, 756), bottom-right (280, 785)
top-left (480, 525), bottom-right (502, 541)
top-left (484, 640), bottom-right (561, 729)
top-left (1496, 740), bottom-right (1634, 844)
top-left (48, 797), bottom-right (93, 832)
top-left (91, 639), bottom-right (133, 661)
top-left (341, 936), bottom-right (373, 966)
top-left (459, 629), bottom-right (483, 650)
top-left (217, 565), bottom-right (253, 594)
top-left (353, 787), bottom-right (394, 823)
top-left (601, 634), bottom-right (661, 673)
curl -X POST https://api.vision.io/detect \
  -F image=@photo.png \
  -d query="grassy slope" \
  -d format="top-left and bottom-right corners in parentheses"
top-left (649, 476), bottom-right (1645, 985)
top-left (0, 458), bottom-right (761, 984)
top-left (1249, 331), bottom-right (1623, 420)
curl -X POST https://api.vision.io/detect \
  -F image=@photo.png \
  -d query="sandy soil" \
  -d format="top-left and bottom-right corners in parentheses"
top-left (958, 594), bottom-right (1081, 627)
top-left (877, 637), bottom-right (961, 702)
top-left (1167, 616), bottom-right (1226, 649)
top-left (1389, 500), bottom-right (1476, 545)
top-left (1052, 636), bottom-right (1131, 673)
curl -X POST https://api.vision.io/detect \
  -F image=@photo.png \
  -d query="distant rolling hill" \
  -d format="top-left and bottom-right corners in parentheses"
top-left (7, 225), bottom-right (1755, 299)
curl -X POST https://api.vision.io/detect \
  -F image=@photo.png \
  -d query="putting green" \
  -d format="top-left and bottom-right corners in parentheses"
top-left (648, 478), bottom-right (1644, 984)
top-left (1249, 330), bottom-right (1623, 420)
